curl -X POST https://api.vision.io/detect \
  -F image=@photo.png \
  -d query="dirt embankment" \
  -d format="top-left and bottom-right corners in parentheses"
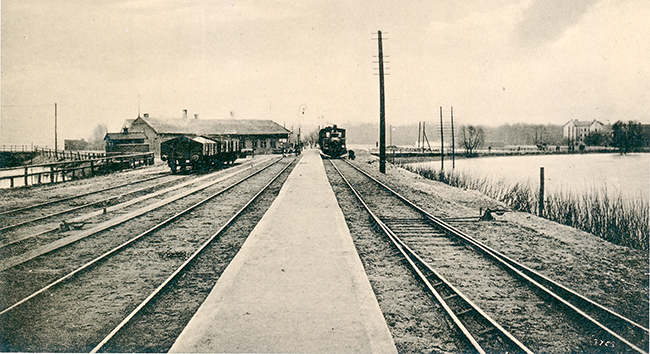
top-left (352, 149), bottom-right (648, 328)
top-left (0, 152), bottom-right (40, 168)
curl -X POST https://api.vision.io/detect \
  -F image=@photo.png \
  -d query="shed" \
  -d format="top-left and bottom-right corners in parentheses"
top-left (104, 131), bottom-right (149, 156)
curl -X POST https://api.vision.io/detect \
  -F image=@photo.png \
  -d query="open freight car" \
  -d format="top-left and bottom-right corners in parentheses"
top-left (161, 135), bottom-right (240, 173)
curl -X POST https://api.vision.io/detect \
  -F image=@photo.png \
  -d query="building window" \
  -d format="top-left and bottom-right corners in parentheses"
top-left (271, 140), bottom-right (276, 148)
top-left (253, 139), bottom-right (258, 148)
top-left (261, 140), bottom-right (267, 148)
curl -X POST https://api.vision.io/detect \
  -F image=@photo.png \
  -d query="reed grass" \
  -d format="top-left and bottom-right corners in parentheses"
top-left (402, 164), bottom-right (649, 251)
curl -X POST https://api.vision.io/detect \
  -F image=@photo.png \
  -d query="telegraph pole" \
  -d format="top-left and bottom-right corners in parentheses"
top-left (54, 103), bottom-right (58, 153)
top-left (377, 30), bottom-right (386, 173)
top-left (422, 122), bottom-right (425, 153)
top-left (451, 106), bottom-right (455, 169)
top-left (440, 106), bottom-right (444, 171)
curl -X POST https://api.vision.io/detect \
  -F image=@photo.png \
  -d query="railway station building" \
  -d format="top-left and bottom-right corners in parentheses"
top-left (113, 111), bottom-right (291, 157)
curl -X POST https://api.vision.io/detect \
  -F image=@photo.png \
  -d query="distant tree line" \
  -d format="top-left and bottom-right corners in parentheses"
top-left (342, 120), bottom-right (649, 154)
top-left (345, 122), bottom-right (565, 148)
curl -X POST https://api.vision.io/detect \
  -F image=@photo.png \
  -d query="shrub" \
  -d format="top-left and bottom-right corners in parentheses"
top-left (402, 164), bottom-right (649, 251)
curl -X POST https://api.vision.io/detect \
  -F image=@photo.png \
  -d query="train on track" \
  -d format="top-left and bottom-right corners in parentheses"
top-left (161, 135), bottom-right (241, 173)
top-left (318, 125), bottom-right (353, 159)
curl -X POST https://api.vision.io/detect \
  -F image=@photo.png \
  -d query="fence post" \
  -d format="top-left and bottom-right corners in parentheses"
top-left (24, 167), bottom-right (29, 187)
top-left (539, 167), bottom-right (545, 217)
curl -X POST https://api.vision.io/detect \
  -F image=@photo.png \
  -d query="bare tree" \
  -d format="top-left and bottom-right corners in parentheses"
top-left (461, 125), bottom-right (484, 156)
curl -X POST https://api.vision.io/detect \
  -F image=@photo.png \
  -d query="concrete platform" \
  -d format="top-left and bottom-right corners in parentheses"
top-left (170, 149), bottom-right (397, 353)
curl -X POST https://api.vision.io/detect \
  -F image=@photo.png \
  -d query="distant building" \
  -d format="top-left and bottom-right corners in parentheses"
top-left (119, 111), bottom-right (291, 157)
top-left (563, 119), bottom-right (604, 143)
top-left (64, 139), bottom-right (91, 151)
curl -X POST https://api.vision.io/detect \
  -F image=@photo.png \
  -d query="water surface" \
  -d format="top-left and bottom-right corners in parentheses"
top-left (409, 153), bottom-right (650, 201)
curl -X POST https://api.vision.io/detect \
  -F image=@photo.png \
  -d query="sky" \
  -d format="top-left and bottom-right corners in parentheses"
top-left (1, 0), bottom-right (649, 148)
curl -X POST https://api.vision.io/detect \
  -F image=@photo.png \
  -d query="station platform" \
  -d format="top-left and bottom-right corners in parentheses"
top-left (169, 149), bottom-right (397, 353)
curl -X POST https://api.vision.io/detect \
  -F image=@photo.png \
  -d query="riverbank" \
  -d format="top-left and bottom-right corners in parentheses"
top-left (379, 147), bottom-right (631, 164)
top-left (401, 161), bottom-right (649, 252)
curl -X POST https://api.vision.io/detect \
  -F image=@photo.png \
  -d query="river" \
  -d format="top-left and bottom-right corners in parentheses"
top-left (407, 152), bottom-right (650, 201)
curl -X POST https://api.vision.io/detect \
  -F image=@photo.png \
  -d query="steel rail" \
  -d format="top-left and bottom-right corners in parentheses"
top-left (329, 160), bottom-right (533, 354)
top-left (0, 175), bottom-right (184, 233)
top-left (0, 173), bottom-right (170, 217)
top-left (0, 157), bottom-right (285, 316)
top-left (0, 164), bottom-right (254, 271)
top-left (91, 158), bottom-right (296, 353)
top-left (0, 159), bottom-right (275, 251)
top-left (343, 159), bottom-right (649, 354)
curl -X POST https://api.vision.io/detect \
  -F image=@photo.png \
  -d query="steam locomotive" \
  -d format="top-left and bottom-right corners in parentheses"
top-left (161, 135), bottom-right (241, 173)
top-left (319, 125), bottom-right (352, 159)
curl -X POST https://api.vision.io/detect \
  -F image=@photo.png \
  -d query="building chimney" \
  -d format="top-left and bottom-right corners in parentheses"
top-left (143, 113), bottom-right (149, 118)
top-left (194, 114), bottom-right (199, 120)
top-left (183, 109), bottom-right (188, 120)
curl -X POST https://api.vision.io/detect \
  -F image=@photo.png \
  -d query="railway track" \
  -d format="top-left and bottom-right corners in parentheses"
top-left (0, 156), bottom-right (297, 352)
top-left (0, 172), bottom-right (170, 219)
top-left (90, 158), bottom-right (296, 353)
top-left (0, 173), bottom-right (183, 234)
top-left (0, 157), bottom-right (276, 256)
top-left (328, 159), bottom-right (648, 354)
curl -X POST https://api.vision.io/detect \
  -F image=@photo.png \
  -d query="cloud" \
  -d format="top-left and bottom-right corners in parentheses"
top-left (515, 0), bottom-right (601, 46)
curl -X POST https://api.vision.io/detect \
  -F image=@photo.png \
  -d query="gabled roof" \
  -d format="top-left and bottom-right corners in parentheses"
top-left (564, 119), bottom-right (604, 127)
top-left (104, 132), bottom-right (147, 140)
top-left (131, 117), bottom-right (291, 136)
top-left (191, 136), bottom-right (217, 145)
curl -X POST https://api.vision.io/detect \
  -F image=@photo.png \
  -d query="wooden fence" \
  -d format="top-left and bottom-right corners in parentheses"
top-left (0, 145), bottom-right (33, 152)
top-left (34, 147), bottom-right (105, 160)
top-left (0, 152), bottom-right (155, 189)
top-left (0, 145), bottom-right (105, 159)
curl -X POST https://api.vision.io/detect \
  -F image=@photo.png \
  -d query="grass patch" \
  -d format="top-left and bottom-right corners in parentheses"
top-left (402, 164), bottom-right (649, 251)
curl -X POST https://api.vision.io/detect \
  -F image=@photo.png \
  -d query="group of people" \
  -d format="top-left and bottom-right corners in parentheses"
top-left (281, 143), bottom-right (302, 157)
